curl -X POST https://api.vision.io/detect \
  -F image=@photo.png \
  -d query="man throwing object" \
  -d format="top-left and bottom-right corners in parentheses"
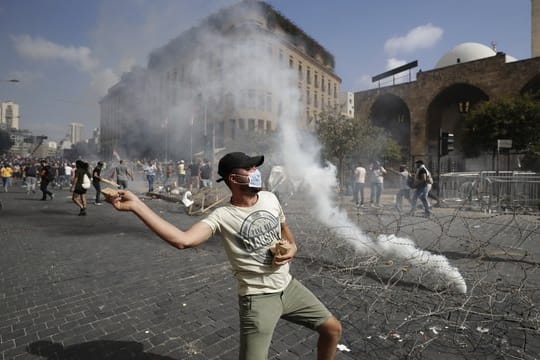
top-left (106, 152), bottom-right (342, 360)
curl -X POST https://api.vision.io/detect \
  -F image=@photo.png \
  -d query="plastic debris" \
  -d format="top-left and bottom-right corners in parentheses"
top-left (476, 326), bottom-right (489, 333)
top-left (337, 344), bottom-right (351, 352)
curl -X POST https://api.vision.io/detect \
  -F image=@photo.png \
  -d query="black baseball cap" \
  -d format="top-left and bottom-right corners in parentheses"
top-left (217, 152), bottom-right (264, 182)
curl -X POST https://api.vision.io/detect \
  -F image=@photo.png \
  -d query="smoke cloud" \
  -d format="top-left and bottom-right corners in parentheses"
top-left (109, 2), bottom-right (467, 293)
top-left (200, 6), bottom-right (464, 293)
top-left (276, 90), bottom-right (467, 293)
top-left (12, 35), bottom-right (100, 72)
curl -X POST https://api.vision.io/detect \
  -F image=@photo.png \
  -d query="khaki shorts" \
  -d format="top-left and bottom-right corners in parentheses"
top-left (238, 278), bottom-right (332, 360)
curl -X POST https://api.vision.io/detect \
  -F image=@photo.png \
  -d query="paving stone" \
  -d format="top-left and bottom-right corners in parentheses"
top-left (1, 187), bottom-right (539, 359)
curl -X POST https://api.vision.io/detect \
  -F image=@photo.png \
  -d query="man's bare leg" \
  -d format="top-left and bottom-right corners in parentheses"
top-left (317, 316), bottom-right (342, 360)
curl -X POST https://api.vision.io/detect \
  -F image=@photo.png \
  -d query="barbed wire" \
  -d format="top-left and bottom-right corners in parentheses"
top-left (283, 194), bottom-right (540, 359)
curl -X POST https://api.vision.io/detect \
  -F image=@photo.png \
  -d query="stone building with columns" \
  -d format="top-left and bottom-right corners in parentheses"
top-left (354, 0), bottom-right (540, 173)
top-left (354, 51), bottom-right (540, 172)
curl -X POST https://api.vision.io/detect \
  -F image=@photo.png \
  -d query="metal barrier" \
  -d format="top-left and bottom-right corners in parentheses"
top-left (439, 171), bottom-right (540, 212)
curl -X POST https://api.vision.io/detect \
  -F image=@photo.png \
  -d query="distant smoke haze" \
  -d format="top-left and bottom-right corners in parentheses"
top-left (25, 0), bottom-right (465, 293)
top-left (112, 2), bottom-right (466, 293)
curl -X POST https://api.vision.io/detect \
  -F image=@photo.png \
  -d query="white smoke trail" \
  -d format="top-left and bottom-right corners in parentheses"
top-left (273, 72), bottom-right (466, 294)
top-left (147, 2), bottom-right (467, 294)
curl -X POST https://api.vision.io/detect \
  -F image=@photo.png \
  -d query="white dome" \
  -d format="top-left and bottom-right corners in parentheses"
top-left (435, 42), bottom-right (496, 68)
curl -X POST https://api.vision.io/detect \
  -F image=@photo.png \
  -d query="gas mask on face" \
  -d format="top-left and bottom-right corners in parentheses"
top-left (232, 169), bottom-right (262, 189)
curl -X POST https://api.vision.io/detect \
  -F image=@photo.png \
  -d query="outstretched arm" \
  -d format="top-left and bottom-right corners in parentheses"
top-left (106, 190), bottom-right (212, 249)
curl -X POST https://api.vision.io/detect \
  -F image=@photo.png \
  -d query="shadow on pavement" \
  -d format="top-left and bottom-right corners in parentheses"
top-left (27, 340), bottom-right (177, 360)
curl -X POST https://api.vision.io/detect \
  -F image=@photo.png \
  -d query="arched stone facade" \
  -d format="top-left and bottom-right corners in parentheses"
top-left (354, 53), bottom-right (540, 171)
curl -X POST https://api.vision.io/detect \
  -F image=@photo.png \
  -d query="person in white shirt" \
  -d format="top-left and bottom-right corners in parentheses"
top-left (410, 160), bottom-right (433, 218)
top-left (143, 160), bottom-right (158, 192)
top-left (388, 165), bottom-right (412, 212)
top-left (352, 162), bottom-right (366, 207)
top-left (64, 162), bottom-right (74, 186)
top-left (105, 152), bottom-right (342, 360)
top-left (369, 161), bottom-right (386, 207)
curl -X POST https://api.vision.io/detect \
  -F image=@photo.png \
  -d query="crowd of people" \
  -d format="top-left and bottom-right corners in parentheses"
top-left (135, 158), bottom-right (213, 192)
top-left (352, 159), bottom-right (438, 217)
top-left (0, 156), bottom-right (219, 215)
top-left (2, 155), bottom-right (442, 219)
top-left (1, 158), bottom-right (95, 215)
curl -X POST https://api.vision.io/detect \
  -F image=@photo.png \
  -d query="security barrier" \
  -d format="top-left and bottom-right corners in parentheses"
top-left (439, 171), bottom-right (540, 212)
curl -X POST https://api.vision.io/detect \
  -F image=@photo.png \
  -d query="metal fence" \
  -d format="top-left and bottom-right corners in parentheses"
top-left (439, 171), bottom-right (540, 212)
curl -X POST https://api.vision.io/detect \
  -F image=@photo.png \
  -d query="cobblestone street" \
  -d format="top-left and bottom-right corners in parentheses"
top-left (1, 186), bottom-right (539, 359)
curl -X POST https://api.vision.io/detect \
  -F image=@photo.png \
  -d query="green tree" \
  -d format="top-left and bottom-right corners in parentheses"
top-left (315, 106), bottom-right (401, 188)
top-left (0, 130), bottom-right (13, 155)
top-left (352, 118), bottom-right (402, 162)
top-left (462, 94), bottom-right (540, 157)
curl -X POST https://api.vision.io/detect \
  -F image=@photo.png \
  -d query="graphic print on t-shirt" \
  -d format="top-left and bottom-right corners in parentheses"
top-left (236, 210), bottom-right (280, 265)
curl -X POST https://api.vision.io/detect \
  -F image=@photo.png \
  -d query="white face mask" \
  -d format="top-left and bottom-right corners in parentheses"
top-left (247, 169), bottom-right (262, 188)
top-left (233, 169), bottom-right (262, 188)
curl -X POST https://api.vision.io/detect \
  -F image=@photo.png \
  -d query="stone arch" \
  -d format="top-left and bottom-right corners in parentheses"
top-left (427, 83), bottom-right (489, 155)
top-left (369, 94), bottom-right (411, 159)
top-left (521, 74), bottom-right (540, 97)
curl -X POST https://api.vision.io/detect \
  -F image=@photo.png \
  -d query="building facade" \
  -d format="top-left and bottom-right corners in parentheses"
top-left (8, 129), bottom-right (34, 157)
top-left (69, 122), bottom-right (84, 145)
top-left (354, 2), bottom-right (540, 173)
top-left (354, 51), bottom-right (540, 172)
top-left (0, 101), bottom-right (20, 131)
top-left (533, 0), bottom-right (540, 57)
top-left (339, 91), bottom-right (355, 118)
top-left (32, 140), bottom-right (58, 159)
top-left (99, 0), bottom-right (341, 160)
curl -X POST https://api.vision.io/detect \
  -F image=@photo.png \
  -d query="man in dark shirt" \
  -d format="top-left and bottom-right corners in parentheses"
top-left (189, 159), bottom-right (200, 190)
top-left (39, 160), bottom-right (54, 201)
top-left (92, 161), bottom-right (104, 205)
top-left (200, 159), bottom-right (212, 188)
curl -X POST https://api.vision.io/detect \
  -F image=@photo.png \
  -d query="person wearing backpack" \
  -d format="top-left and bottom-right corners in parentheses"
top-left (70, 160), bottom-right (92, 216)
top-left (39, 160), bottom-right (54, 201)
top-left (409, 159), bottom-right (432, 218)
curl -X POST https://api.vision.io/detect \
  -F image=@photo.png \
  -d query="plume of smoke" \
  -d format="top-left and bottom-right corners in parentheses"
top-left (243, 28), bottom-right (466, 293)
top-left (274, 86), bottom-right (466, 293)
top-left (119, 2), bottom-right (467, 293)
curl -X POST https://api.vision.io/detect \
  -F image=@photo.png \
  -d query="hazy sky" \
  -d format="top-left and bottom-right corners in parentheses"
top-left (0, 0), bottom-right (531, 141)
